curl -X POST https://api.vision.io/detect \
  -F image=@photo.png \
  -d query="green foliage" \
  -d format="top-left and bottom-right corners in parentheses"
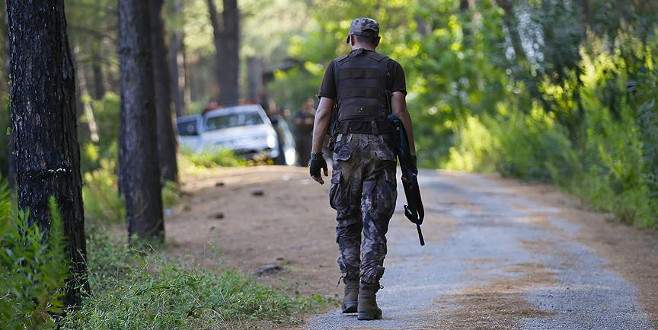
top-left (162, 181), bottom-right (182, 209)
top-left (631, 59), bottom-right (658, 201)
top-left (82, 159), bottom-right (125, 225)
top-left (62, 233), bottom-right (330, 329)
top-left (180, 148), bottom-right (247, 169)
top-left (445, 116), bottom-right (496, 173)
top-left (446, 40), bottom-right (658, 227)
top-left (267, 67), bottom-right (323, 111)
top-left (79, 93), bottom-right (120, 174)
top-left (82, 158), bottom-right (183, 225)
top-left (271, 0), bottom-right (657, 228)
top-left (0, 187), bottom-right (69, 329)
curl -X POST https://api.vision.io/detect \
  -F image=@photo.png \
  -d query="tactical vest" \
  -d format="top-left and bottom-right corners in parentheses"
top-left (333, 49), bottom-right (394, 135)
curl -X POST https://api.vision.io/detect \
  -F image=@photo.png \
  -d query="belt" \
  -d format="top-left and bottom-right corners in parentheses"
top-left (336, 120), bottom-right (395, 135)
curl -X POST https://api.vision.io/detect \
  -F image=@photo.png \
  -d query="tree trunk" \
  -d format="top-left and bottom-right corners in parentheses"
top-left (460, 0), bottom-right (474, 48)
top-left (0, 3), bottom-right (8, 98)
top-left (74, 50), bottom-right (93, 143)
top-left (2, 2), bottom-right (13, 186)
top-left (246, 57), bottom-right (263, 103)
top-left (169, 0), bottom-right (186, 117)
top-left (169, 32), bottom-right (185, 117)
top-left (495, 0), bottom-right (550, 113)
top-left (221, 0), bottom-right (240, 106)
top-left (149, 0), bottom-right (179, 183)
top-left (495, 0), bottom-right (527, 63)
top-left (6, 0), bottom-right (88, 307)
top-left (76, 55), bottom-right (100, 143)
top-left (91, 49), bottom-right (106, 100)
top-left (459, 0), bottom-right (469, 11)
top-left (578, 0), bottom-right (591, 32)
top-left (118, 0), bottom-right (164, 242)
top-left (182, 41), bottom-right (192, 107)
top-left (207, 0), bottom-right (240, 106)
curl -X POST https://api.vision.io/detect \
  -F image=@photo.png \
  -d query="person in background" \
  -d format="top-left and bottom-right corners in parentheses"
top-left (201, 99), bottom-right (220, 116)
top-left (294, 98), bottom-right (316, 166)
top-left (265, 99), bottom-right (290, 165)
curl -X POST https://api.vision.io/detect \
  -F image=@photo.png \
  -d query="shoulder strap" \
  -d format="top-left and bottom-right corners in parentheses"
top-left (366, 51), bottom-right (388, 62)
top-left (329, 59), bottom-right (340, 138)
top-left (335, 54), bottom-right (349, 64)
top-left (333, 59), bottom-right (340, 97)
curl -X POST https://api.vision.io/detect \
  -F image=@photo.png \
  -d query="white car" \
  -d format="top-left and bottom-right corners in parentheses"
top-left (177, 104), bottom-right (295, 164)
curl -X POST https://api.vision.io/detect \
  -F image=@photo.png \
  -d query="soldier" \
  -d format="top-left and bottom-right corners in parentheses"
top-left (308, 17), bottom-right (417, 320)
top-left (294, 98), bottom-right (316, 166)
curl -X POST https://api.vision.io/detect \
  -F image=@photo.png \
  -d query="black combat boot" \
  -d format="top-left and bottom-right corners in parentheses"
top-left (357, 282), bottom-right (382, 320)
top-left (342, 278), bottom-right (359, 313)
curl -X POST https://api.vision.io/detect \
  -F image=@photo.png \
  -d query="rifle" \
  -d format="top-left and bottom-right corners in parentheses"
top-left (387, 114), bottom-right (425, 246)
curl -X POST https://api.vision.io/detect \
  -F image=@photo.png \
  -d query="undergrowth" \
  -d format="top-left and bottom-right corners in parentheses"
top-left (180, 148), bottom-right (247, 169)
top-left (0, 184), bottom-right (69, 329)
top-left (61, 233), bottom-right (330, 329)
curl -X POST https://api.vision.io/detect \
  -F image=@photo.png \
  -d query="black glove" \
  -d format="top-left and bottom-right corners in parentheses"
top-left (309, 152), bottom-right (328, 184)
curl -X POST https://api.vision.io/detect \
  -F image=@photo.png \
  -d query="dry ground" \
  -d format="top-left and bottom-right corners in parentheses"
top-left (163, 166), bottom-right (658, 329)
top-left (166, 166), bottom-right (340, 298)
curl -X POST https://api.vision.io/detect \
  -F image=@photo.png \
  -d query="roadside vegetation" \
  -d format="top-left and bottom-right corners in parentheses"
top-left (0, 189), bottom-right (68, 329)
top-left (0, 180), bottom-right (329, 329)
top-left (181, 148), bottom-right (248, 169)
top-left (0, 92), bottom-right (313, 328)
top-left (61, 233), bottom-right (329, 329)
top-left (0, 84), bottom-right (305, 329)
top-left (269, 1), bottom-right (657, 229)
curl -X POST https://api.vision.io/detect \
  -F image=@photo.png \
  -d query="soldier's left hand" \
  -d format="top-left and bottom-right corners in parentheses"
top-left (309, 152), bottom-right (328, 184)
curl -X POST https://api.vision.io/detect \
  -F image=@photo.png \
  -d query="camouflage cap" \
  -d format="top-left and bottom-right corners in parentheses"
top-left (346, 17), bottom-right (380, 43)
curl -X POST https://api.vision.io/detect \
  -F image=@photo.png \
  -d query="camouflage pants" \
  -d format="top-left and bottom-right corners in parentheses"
top-left (329, 133), bottom-right (397, 285)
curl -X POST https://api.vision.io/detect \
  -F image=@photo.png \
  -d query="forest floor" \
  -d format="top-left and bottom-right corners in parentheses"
top-left (164, 166), bottom-right (658, 329)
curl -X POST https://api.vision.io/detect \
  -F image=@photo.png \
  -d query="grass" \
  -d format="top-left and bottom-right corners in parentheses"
top-left (180, 148), bottom-right (247, 169)
top-left (61, 233), bottom-right (331, 329)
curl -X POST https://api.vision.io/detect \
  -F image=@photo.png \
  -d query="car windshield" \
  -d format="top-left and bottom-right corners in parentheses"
top-left (205, 112), bottom-right (264, 131)
top-left (177, 118), bottom-right (199, 136)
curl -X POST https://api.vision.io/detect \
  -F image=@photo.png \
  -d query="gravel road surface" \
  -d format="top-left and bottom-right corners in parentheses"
top-left (308, 170), bottom-right (656, 329)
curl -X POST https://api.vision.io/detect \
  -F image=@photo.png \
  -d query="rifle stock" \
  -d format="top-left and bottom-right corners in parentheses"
top-left (388, 114), bottom-right (425, 246)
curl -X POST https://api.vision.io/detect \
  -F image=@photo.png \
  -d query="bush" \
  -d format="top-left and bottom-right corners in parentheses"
top-left (82, 158), bottom-right (182, 225)
top-left (446, 109), bottom-right (579, 182)
top-left (180, 148), bottom-right (247, 169)
top-left (445, 116), bottom-right (497, 173)
top-left (82, 159), bottom-right (125, 225)
top-left (0, 185), bottom-right (69, 329)
top-left (62, 233), bottom-right (330, 329)
top-left (447, 68), bottom-right (657, 228)
top-left (162, 181), bottom-right (181, 209)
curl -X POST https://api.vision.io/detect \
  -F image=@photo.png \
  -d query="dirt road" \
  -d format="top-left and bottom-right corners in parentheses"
top-left (166, 166), bottom-right (658, 329)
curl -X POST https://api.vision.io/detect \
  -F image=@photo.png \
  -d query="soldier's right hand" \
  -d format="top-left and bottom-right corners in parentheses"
top-left (309, 152), bottom-right (328, 184)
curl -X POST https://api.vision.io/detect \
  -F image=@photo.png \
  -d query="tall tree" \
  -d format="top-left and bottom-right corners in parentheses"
top-left (149, 0), bottom-right (179, 183)
top-left (6, 0), bottom-right (88, 307)
top-left (169, 0), bottom-right (187, 117)
top-left (578, 0), bottom-right (591, 31)
top-left (90, 44), bottom-right (106, 100)
top-left (207, 0), bottom-right (240, 106)
top-left (495, 0), bottom-right (550, 112)
top-left (494, 0), bottom-right (527, 63)
top-left (118, 0), bottom-right (164, 242)
top-left (246, 56), bottom-right (263, 102)
top-left (0, 3), bottom-right (8, 98)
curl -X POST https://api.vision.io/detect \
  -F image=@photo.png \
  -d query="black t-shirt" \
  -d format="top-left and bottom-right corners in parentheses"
top-left (317, 50), bottom-right (407, 100)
